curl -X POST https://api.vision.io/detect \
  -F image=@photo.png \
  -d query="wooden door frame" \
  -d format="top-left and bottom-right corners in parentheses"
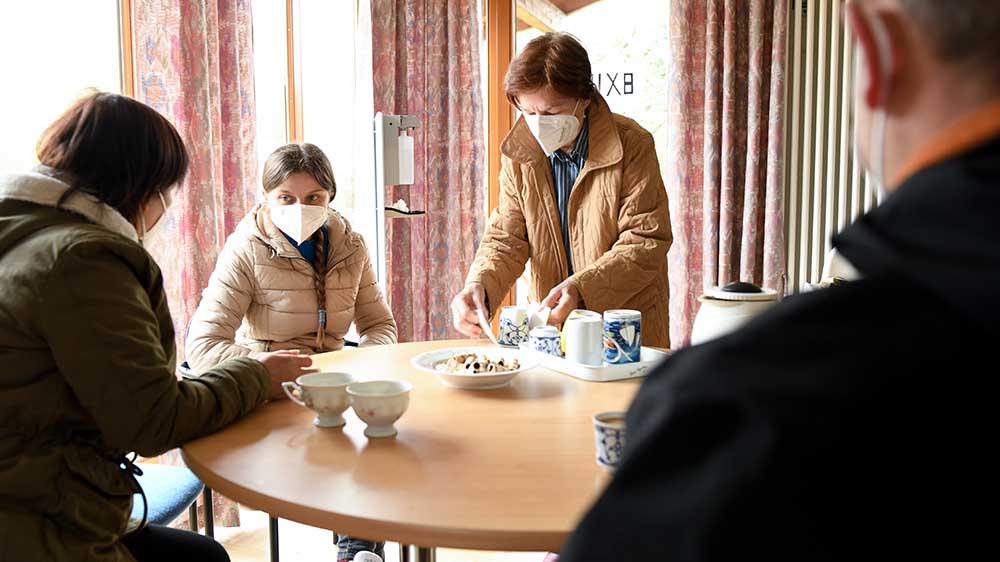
top-left (119, 0), bottom-right (135, 97)
top-left (286, 0), bottom-right (304, 142)
top-left (485, 0), bottom-right (517, 320)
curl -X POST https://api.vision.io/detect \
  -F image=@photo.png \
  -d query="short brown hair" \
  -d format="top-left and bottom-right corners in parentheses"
top-left (36, 91), bottom-right (188, 224)
top-left (899, 0), bottom-right (1000, 84)
top-left (261, 143), bottom-right (337, 199)
top-left (505, 32), bottom-right (597, 108)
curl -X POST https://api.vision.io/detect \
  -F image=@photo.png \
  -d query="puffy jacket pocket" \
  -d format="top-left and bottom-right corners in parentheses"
top-left (57, 446), bottom-right (136, 540)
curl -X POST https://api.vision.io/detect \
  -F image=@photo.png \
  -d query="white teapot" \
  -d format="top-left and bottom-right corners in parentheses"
top-left (690, 282), bottom-right (779, 345)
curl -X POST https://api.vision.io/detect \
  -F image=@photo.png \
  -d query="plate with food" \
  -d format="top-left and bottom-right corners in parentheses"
top-left (410, 346), bottom-right (540, 389)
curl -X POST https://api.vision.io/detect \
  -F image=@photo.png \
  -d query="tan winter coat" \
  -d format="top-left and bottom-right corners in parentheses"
top-left (186, 204), bottom-right (396, 372)
top-left (466, 96), bottom-right (672, 347)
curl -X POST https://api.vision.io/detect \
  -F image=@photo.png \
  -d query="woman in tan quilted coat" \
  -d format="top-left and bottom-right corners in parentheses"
top-left (186, 143), bottom-right (396, 369)
top-left (451, 32), bottom-right (673, 347)
top-left (186, 143), bottom-right (395, 561)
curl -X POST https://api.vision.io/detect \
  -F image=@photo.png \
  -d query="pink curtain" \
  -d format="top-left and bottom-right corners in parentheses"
top-left (132, 0), bottom-right (258, 527)
top-left (666, 0), bottom-right (787, 347)
top-left (371, 0), bottom-right (486, 342)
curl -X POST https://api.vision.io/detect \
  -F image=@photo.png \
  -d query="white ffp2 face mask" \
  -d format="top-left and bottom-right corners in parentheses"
top-left (524, 99), bottom-right (582, 156)
top-left (270, 204), bottom-right (328, 245)
top-left (139, 191), bottom-right (171, 247)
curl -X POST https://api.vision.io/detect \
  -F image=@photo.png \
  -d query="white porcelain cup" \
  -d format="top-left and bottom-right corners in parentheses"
top-left (498, 305), bottom-right (529, 347)
top-left (282, 372), bottom-right (357, 427)
top-left (347, 380), bottom-right (412, 438)
top-left (593, 411), bottom-right (627, 471)
top-left (563, 309), bottom-right (604, 366)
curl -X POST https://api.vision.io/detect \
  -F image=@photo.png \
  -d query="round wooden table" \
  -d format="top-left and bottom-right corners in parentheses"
top-left (182, 340), bottom-right (642, 559)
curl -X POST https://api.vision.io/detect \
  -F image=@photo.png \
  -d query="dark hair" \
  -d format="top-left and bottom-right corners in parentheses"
top-left (36, 91), bottom-right (188, 224)
top-left (899, 0), bottom-right (1000, 84)
top-left (261, 143), bottom-right (337, 350)
top-left (505, 32), bottom-right (598, 108)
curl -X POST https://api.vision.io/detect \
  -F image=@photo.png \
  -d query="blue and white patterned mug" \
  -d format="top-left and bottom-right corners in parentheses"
top-left (593, 411), bottom-right (626, 470)
top-left (603, 309), bottom-right (642, 364)
top-left (498, 306), bottom-right (529, 347)
top-left (529, 325), bottom-right (562, 357)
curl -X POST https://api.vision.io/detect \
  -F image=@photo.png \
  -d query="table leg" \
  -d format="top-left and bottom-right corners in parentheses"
top-left (202, 488), bottom-right (214, 537)
top-left (269, 517), bottom-right (280, 562)
top-left (187, 502), bottom-right (198, 532)
top-left (400, 545), bottom-right (436, 562)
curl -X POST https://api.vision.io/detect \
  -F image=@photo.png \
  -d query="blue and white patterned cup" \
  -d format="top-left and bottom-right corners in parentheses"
top-left (593, 411), bottom-right (626, 471)
top-left (529, 325), bottom-right (562, 357)
top-left (603, 309), bottom-right (642, 364)
top-left (498, 306), bottom-right (529, 347)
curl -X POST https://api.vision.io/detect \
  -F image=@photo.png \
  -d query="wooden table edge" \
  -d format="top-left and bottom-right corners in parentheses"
top-left (181, 447), bottom-right (573, 552)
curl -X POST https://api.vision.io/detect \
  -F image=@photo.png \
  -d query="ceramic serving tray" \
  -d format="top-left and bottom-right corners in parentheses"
top-left (518, 343), bottom-right (671, 382)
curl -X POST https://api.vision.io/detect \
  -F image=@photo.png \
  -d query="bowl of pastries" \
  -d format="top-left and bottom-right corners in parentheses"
top-left (410, 346), bottom-right (539, 390)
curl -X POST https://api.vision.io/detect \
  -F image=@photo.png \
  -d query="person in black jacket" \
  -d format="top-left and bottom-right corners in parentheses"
top-left (561, 1), bottom-right (1000, 560)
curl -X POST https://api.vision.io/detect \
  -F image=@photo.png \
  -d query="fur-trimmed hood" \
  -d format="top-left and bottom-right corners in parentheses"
top-left (0, 167), bottom-right (138, 241)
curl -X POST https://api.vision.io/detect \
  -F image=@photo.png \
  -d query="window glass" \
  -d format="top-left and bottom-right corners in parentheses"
top-left (251, 0), bottom-right (290, 185)
top-left (0, 0), bottom-right (122, 173)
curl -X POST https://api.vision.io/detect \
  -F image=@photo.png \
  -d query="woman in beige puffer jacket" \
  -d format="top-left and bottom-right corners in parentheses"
top-left (186, 143), bottom-right (396, 374)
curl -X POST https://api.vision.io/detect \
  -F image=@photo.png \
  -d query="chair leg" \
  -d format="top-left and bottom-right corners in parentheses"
top-left (202, 487), bottom-right (214, 538)
top-left (187, 501), bottom-right (199, 532)
top-left (269, 516), bottom-right (280, 562)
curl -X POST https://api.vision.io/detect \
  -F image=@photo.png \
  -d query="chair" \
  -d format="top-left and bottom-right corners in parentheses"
top-left (132, 463), bottom-right (215, 537)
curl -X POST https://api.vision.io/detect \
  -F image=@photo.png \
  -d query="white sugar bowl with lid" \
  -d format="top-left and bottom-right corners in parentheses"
top-left (690, 282), bottom-right (779, 345)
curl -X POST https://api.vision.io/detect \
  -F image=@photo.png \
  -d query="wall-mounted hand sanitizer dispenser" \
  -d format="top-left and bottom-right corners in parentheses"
top-left (372, 112), bottom-right (421, 285)
top-left (374, 112), bottom-right (420, 187)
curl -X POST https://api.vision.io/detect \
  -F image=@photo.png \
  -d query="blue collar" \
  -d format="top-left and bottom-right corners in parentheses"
top-left (550, 113), bottom-right (590, 166)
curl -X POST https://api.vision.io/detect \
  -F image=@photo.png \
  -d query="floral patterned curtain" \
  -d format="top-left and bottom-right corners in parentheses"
top-left (371, 0), bottom-right (486, 342)
top-left (132, 0), bottom-right (258, 527)
top-left (666, 0), bottom-right (787, 346)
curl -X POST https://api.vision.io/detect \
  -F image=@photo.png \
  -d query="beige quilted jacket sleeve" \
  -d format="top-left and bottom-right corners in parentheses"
top-left (353, 238), bottom-right (397, 346)
top-left (570, 129), bottom-right (672, 311)
top-left (464, 156), bottom-right (530, 316)
top-left (185, 232), bottom-right (257, 373)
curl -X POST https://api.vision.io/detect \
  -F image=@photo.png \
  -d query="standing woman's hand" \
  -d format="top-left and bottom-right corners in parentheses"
top-left (451, 283), bottom-right (487, 337)
top-left (255, 350), bottom-right (314, 400)
top-left (542, 279), bottom-right (582, 326)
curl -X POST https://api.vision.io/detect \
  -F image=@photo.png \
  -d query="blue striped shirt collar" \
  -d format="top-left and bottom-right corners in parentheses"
top-left (550, 113), bottom-right (589, 166)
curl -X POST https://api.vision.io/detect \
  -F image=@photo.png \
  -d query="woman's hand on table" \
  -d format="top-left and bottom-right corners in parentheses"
top-left (542, 279), bottom-right (581, 326)
top-left (451, 283), bottom-right (487, 337)
top-left (256, 350), bottom-right (314, 400)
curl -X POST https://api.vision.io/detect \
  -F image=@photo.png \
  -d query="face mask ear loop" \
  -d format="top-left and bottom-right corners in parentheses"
top-left (138, 213), bottom-right (147, 246)
top-left (868, 13), bottom-right (892, 202)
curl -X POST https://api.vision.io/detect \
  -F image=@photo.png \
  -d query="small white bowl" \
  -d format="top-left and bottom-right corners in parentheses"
top-left (347, 380), bottom-right (412, 438)
top-left (410, 346), bottom-right (539, 390)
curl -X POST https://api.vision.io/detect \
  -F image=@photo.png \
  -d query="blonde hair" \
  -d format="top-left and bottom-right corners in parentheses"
top-left (262, 143), bottom-right (337, 350)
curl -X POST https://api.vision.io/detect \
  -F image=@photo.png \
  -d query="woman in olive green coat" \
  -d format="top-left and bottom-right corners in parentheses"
top-left (0, 93), bottom-right (312, 561)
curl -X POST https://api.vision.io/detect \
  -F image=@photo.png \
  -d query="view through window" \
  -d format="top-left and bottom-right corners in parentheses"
top-left (0, 0), bottom-right (122, 173)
